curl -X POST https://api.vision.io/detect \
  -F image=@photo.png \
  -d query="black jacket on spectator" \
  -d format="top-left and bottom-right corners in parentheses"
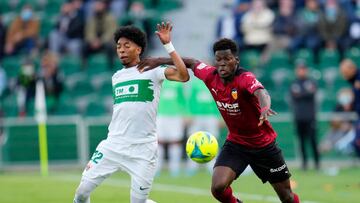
top-left (290, 78), bottom-right (317, 121)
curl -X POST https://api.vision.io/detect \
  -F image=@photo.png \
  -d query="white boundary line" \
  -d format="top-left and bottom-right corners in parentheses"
top-left (59, 175), bottom-right (320, 203)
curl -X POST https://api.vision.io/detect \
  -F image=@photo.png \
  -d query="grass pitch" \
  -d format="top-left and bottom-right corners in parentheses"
top-left (0, 167), bottom-right (359, 203)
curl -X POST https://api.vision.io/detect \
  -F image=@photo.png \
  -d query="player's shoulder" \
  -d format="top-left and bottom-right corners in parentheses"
top-left (235, 67), bottom-right (254, 78)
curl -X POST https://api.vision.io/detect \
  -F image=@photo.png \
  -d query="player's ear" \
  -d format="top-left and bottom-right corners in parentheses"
top-left (235, 56), bottom-right (239, 65)
top-left (136, 46), bottom-right (142, 55)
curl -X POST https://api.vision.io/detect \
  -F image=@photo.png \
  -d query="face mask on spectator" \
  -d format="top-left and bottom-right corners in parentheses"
top-left (21, 9), bottom-right (33, 21)
top-left (325, 7), bottom-right (337, 22)
top-left (338, 94), bottom-right (353, 106)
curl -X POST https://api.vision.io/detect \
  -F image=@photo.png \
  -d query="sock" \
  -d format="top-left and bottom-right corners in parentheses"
top-left (212, 186), bottom-right (237, 203)
top-left (131, 194), bottom-right (147, 203)
top-left (292, 192), bottom-right (300, 203)
top-left (169, 144), bottom-right (182, 176)
top-left (73, 180), bottom-right (97, 203)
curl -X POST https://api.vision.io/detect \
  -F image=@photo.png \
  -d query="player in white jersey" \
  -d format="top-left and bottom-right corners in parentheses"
top-left (73, 22), bottom-right (189, 203)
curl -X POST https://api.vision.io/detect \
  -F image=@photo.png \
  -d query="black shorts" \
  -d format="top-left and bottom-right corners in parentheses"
top-left (214, 140), bottom-right (291, 184)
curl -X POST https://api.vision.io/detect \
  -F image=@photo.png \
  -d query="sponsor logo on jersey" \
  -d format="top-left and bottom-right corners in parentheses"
top-left (216, 101), bottom-right (241, 113)
top-left (113, 80), bottom-right (154, 104)
top-left (231, 88), bottom-right (238, 100)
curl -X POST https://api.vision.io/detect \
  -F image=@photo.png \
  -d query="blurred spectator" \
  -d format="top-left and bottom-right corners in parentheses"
top-left (83, 0), bottom-right (116, 69)
top-left (318, 0), bottom-right (349, 52)
top-left (216, 4), bottom-right (237, 40)
top-left (38, 51), bottom-right (64, 113)
top-left (339, 59), bottom-right (360, 158)
top-left (123, 1), bottom-right (154, 49)
top-left (233, 0), bottom-right (250, 49)
top-left (345, 0), bottom-right (360, 46)
top-left (262, 0), bottom-right (297, 63)
top-left (16, 58), bottom-right (36, 117)
top-left (320, 88), bottom-right (356, 155)
top-left (241, 0), bottom-right (274, 53)
top-left (110, 0), bottom-right (128, 19)
top-left (49, 1), bottom-right (85, 57)
top-left (0, 65), bottom-right (6, 98)
top-left (291, 0), bottom-right (322, 61)
top-left (289, 60), bottom-right (320, 170)
top-left (0, 15), bottom-right (6, 61)
top-left (5, 4), bottom-right (39, 56)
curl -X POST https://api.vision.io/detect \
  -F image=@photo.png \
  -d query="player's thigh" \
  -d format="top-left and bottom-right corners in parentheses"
top-left (214, 141), bottom-right (249, 179)
top-left (125, 142), bottom-right (158, 196)
top-left (249, 142), bottom-right (291, 184)
top-left (157, 116), bottom-right (184, 142)
top-left (82, 141), bottom-right (119, 185)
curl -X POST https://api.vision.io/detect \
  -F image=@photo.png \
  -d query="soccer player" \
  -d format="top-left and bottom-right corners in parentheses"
top-left (73, 22), bottom-right (189, 203)
top-left (138, 38), bottom-right (300, 203)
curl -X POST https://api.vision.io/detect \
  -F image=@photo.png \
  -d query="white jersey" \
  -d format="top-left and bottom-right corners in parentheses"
top-left (107, 65), bottom-right (166, 144)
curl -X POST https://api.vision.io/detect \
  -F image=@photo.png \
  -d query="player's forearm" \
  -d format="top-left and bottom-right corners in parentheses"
top-left (254, 89), bottom-right (271, 111)
top-left (152, 57), bottom-right (199, 70)
top-left (169, 51), bottom-right (190, 82)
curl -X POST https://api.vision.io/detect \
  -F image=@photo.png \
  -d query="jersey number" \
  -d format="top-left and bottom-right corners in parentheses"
top-left (90, 150), bottom-right (103, 164)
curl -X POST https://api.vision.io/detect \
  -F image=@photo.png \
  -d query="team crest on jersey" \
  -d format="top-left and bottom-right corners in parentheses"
top-left (231, 88), bottom-right (238, 100)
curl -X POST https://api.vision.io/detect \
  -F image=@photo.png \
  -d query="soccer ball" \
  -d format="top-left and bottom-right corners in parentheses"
top-left (186, 131), bottom-right (219, 164)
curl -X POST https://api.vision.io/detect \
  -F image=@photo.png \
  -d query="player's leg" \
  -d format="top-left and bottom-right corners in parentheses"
top-left (186, 117), bottom-right (202, 175)
top-left (271, 179), bottom-right (300, 203)
top-left (203, 116), bottom-right (220, 173)
top-left (211, 141), bottom-right (248, 203)
top-left (211, 166), bottom-right (238, 203)
top-left (74, 140), bottom-right (118, 203)
top-left (168, 141), bottom-right (183, 176)
top-left (126, 142), bottom-right (158, 203)
top-left (308, 120), bottom-right (320, 169)
top-left (295, 121), bottom-right (308, 170)
top-left (249, 141), bottom-right (300, 203)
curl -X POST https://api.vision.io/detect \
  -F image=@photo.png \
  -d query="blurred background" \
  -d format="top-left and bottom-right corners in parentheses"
top-left (0, 0), bottom-right (359, 202)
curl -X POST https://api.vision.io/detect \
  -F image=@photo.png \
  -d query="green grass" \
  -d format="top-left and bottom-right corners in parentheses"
top-left (0, 167), bottom-right (359, 203)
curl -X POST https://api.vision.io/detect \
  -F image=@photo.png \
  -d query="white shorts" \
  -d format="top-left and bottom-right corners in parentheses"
top-left (157, 116), bottom-right (184, 142)
top-left (188, 116), bottom-right (219, 138)
top-left (81, 139), bottom-right (158, 199)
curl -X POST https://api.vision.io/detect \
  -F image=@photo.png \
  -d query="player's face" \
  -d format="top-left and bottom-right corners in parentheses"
top-left (116, 37), bottom-right (142, 67)
top-left (214, 49), bottom-right (238, 79)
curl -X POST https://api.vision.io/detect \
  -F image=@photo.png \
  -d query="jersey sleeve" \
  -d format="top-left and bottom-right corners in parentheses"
top-left (240, 72), bottom-right (264, 94)
top-left (193, 62), bottom-right (216, 82)
top-left (154, 65), bottom-right (167, 81)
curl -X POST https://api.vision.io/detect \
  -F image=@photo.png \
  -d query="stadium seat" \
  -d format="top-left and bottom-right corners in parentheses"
top-left (86, 54), bottom-right (109, 76)
top-left (69, 80), bottom-right (93, 97)
top-left (319, 49), bottom-right (340, 70)
top-left (1, 56), bottom-right (21, 78)
top-left (266, 51), bottom-right (291, 70)
top-left (53, 102), bottom-right (78, 115)
top-left (345, 47), bottom-right (360, 67)
top-left (99, 80), bottom-right (113, 97)
top-left (295, 48), bottom-right (315, 67)
top-left (2, 93), bottom-right (18, 117)
top-left (239, 50), bottom-right (260, 69)
top-left (59, 55), bottom-right (82, 76)
top-left (84, 101), bottom-right (107, 116)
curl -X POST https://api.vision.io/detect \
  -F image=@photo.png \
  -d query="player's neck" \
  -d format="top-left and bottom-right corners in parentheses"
top-left (221, 75), bottom-right (235, 85)
top-left (124, 58), bottom-right (141, 68)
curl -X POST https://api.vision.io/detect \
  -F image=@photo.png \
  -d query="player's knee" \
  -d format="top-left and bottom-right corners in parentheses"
top-left (74, 181), bottom-right (95, 201)
top-left (211, 181), bottom-right (227, 196)
top-left (279, 193), bottom-right (293, 203)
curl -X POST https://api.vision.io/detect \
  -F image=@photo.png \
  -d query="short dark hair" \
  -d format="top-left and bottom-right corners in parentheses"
top-left (114, 25), bottom-right (147, 55)
top-left (213, 38), bottom-right (238, 55)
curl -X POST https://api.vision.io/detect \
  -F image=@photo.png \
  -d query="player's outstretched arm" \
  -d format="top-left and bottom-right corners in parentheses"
top-left (155, 22), bottom-right (189, 82)
top-left (254, 89), bottom-right (277, 126)
top-left (138, 57), bottom-right (200, 73)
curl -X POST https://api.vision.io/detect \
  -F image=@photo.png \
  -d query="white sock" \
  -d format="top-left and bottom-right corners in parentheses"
top-left (131, 195), bottom-right (147, 203)
top-left (73, 180), bottom-right (97, 203)
top-left (168, 144), bottom-right (182, 176)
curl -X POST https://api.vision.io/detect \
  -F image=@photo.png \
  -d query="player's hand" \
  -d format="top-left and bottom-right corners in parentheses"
top-left (258, 108), bottom-right (277, 126)
top-left (156, 21), bottom-right (172, 44)
top-left (137, 57), bottom-right (160, 72)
